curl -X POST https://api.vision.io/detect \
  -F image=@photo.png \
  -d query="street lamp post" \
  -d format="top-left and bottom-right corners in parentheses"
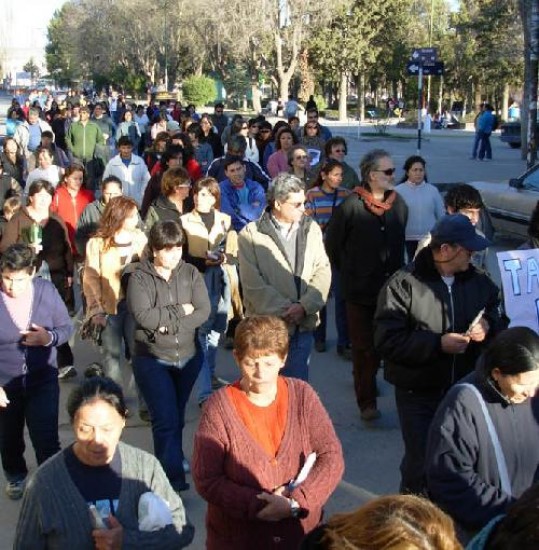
top-left (164, 0), bottom-right (169, 91)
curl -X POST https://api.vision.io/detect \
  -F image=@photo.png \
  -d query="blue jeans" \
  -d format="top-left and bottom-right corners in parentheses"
top-left (471, 131), bottom-right (481, 158)
top-left (478, 131), bottom-right (492, 160)
top-left (0, 381), bottom-right (60, 482)
top-left (281, 330), bottom-right (313, 382)
top-left (133, 352), bottom-right (202, 491)
top-left (197, 328), bottom-right (221, 403)
top-left (101, 300), bottom-right (135, 388)
top-left (315, 267), bottom-right (349, 348)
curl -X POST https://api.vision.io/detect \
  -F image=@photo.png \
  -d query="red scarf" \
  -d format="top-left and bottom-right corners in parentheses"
top-left (354, 186), bottom-right (396, 216)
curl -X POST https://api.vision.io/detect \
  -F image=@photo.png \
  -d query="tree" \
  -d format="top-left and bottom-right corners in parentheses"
top-left (182, 75), bottom-right (217, 106)
top-left (23, 58), bottom-right (40, 83)
top-left (308, 0), bottom-right (404, 120)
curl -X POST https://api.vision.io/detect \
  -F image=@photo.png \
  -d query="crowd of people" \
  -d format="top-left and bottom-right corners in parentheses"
top-left (0, 89), bottom-right (538, 549)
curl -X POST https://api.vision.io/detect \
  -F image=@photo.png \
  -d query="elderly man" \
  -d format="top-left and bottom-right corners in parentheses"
top-left (102, 136), bottom-right (150, 207)
top-left (374, 214), bottom-right (505, 495)
top-left (325, 149), bottom-right (408, 421)
top-left (238, 173), bottom-right (331, 381)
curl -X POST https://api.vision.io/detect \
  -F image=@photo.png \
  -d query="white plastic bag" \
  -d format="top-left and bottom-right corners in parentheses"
top-left (138, 491), bottom-right (173, 532)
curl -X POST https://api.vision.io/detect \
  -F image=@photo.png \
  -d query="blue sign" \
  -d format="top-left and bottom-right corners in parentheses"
top-left (407, 61), bottom-right (444, 76)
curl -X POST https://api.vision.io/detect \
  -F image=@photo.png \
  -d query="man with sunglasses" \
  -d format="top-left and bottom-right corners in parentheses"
top-left (325, 149), bottom-right (407, 421)
top-left (238, 173), bottom-right (331, 381)
top-left (374, 214), bottom-right (504, 496)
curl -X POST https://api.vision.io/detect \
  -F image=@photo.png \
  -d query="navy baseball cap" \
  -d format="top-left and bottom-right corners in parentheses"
top-left (430, 214), bottom-right (491, 251)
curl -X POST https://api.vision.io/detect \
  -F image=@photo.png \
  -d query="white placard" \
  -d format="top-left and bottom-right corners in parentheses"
top-left (497, 249), bottom-right (539, 334)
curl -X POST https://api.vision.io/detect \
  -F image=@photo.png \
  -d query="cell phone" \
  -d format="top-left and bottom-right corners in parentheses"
top-left (88, 505), bottom-right (108, 529)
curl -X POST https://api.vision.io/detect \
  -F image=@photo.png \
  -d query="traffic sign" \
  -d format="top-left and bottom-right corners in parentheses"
top-left (407, 61), bottom-right (444, 76)
top-left (410, 47), bottom-right (438, 64)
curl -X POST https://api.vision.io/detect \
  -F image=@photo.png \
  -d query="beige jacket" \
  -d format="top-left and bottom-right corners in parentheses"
top-left (238, 212), bottom-right (331, 332)
top-left (83, 229), bottom-right (147, 316)
top-left (180, 210), bottom-right (231, 259)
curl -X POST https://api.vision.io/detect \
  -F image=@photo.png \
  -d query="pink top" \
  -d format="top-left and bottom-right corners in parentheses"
top-left (1, 285), bottom-right (34, 331)
top-left (267, 150), bottom-right (289, 178)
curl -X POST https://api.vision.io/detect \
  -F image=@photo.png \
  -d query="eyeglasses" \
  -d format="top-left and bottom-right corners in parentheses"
top-left (294, 155), bottom-right (308, 160)
top-left (260, 129), bottom-right (271, 134)
top-left (374, 168), bottom-right (396, 176)
top-left (306, 125), bottom-right (317, 130)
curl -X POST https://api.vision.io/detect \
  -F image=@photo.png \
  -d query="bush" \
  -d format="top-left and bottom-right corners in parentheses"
top-left (182, 76), bottom-right (217, 107)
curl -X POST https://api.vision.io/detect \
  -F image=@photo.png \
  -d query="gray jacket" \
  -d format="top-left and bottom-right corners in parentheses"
top-left (14, 441), bottom-right (194, 549)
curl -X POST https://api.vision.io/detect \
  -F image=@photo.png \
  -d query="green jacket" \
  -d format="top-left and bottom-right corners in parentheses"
top-left (66, 121), bottom-right (104, 160)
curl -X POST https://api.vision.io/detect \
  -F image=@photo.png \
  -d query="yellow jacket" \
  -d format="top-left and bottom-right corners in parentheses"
top-left (83, 229), bottom-right (147, 316)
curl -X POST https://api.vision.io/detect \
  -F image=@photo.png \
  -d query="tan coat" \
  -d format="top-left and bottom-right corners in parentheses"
top-left (83, 229), bottom-right (147, 316)
top-left (180, 210), bottom-right (231, 259)
top-left (238, 213), bottom-right (331, 332)
top-left (180, 209), bottom-right (243, 319)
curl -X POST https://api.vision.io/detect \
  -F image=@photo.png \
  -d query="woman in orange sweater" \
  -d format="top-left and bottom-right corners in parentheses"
top-left (193, 315), bottom-right (344, 550)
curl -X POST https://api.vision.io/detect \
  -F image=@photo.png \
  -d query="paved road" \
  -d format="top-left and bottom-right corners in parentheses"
top-left (0, 95), bottom-right (525, 548)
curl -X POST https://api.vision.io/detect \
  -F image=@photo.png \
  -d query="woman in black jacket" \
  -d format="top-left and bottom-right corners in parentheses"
top-left (127, 220), bottom-right (210, 492)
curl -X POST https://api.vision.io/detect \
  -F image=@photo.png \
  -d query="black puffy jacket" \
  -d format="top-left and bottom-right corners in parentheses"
top-left (374, 246), bottom-right (506, 391)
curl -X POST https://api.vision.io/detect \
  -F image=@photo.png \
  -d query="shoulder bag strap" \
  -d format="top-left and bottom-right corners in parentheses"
top-left (458, 383), bottom-right (511, 495)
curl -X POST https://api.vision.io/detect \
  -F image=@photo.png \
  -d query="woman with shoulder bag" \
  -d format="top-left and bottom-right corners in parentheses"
top-left (82, 196), bottom-right (147, 398)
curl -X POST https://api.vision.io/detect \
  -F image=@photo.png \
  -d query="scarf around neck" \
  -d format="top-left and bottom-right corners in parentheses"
top-left (354, 186), bottom-right (396, 216)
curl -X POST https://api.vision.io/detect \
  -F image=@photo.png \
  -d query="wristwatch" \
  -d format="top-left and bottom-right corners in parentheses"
top-left (289, 498), bottom-right (301, 518)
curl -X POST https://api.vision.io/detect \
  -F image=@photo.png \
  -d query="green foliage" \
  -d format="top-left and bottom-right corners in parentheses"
top-left (222, 65), bottom-right (251, 106)
top-left (313, 94), bottom-right (327, 110)
top-left (182, 75), bottom-right (217, 106)
top-left (23, 58), bottom-right (40, 80)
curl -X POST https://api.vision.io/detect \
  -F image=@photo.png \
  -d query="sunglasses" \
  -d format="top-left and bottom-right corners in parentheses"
top-left (260, 129), bottom-right (271, 134)
top-left (306, 125), bottom-right (317, 130)
top-left (374, 168), bottom-right (396, 176)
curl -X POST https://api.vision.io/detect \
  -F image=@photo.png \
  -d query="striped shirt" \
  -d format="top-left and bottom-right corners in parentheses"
top-left (305, 186), bottom-right (350, 232)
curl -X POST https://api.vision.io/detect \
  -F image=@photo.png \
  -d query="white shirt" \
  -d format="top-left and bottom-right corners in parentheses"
top-left (102, 154), bottom-right (150, 206)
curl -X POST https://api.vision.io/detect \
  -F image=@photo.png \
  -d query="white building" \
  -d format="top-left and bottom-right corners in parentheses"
top-left (0, 0), bottom-right (58, 87)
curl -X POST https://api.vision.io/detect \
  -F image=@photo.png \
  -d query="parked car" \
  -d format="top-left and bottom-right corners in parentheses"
top-left (500, 120), bottom-right (539, 148)
top-left (435, 164), bottom-right (539, 240)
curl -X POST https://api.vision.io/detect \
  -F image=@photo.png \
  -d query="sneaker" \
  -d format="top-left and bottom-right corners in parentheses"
top-left (84, 362), bottom-right (105, 378)
top-left (182, 458), bottom-right (190, 474)
top-left (360, 408), bottom-right (382, 421)
top-left (58, 366), bottom-right (77, 380)
top-left (6, 478), bottom-right (26, 500)
top-left (211, 376), bottom-right (229, 390)
top-left (314, 341), bottom-right (327, 353)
